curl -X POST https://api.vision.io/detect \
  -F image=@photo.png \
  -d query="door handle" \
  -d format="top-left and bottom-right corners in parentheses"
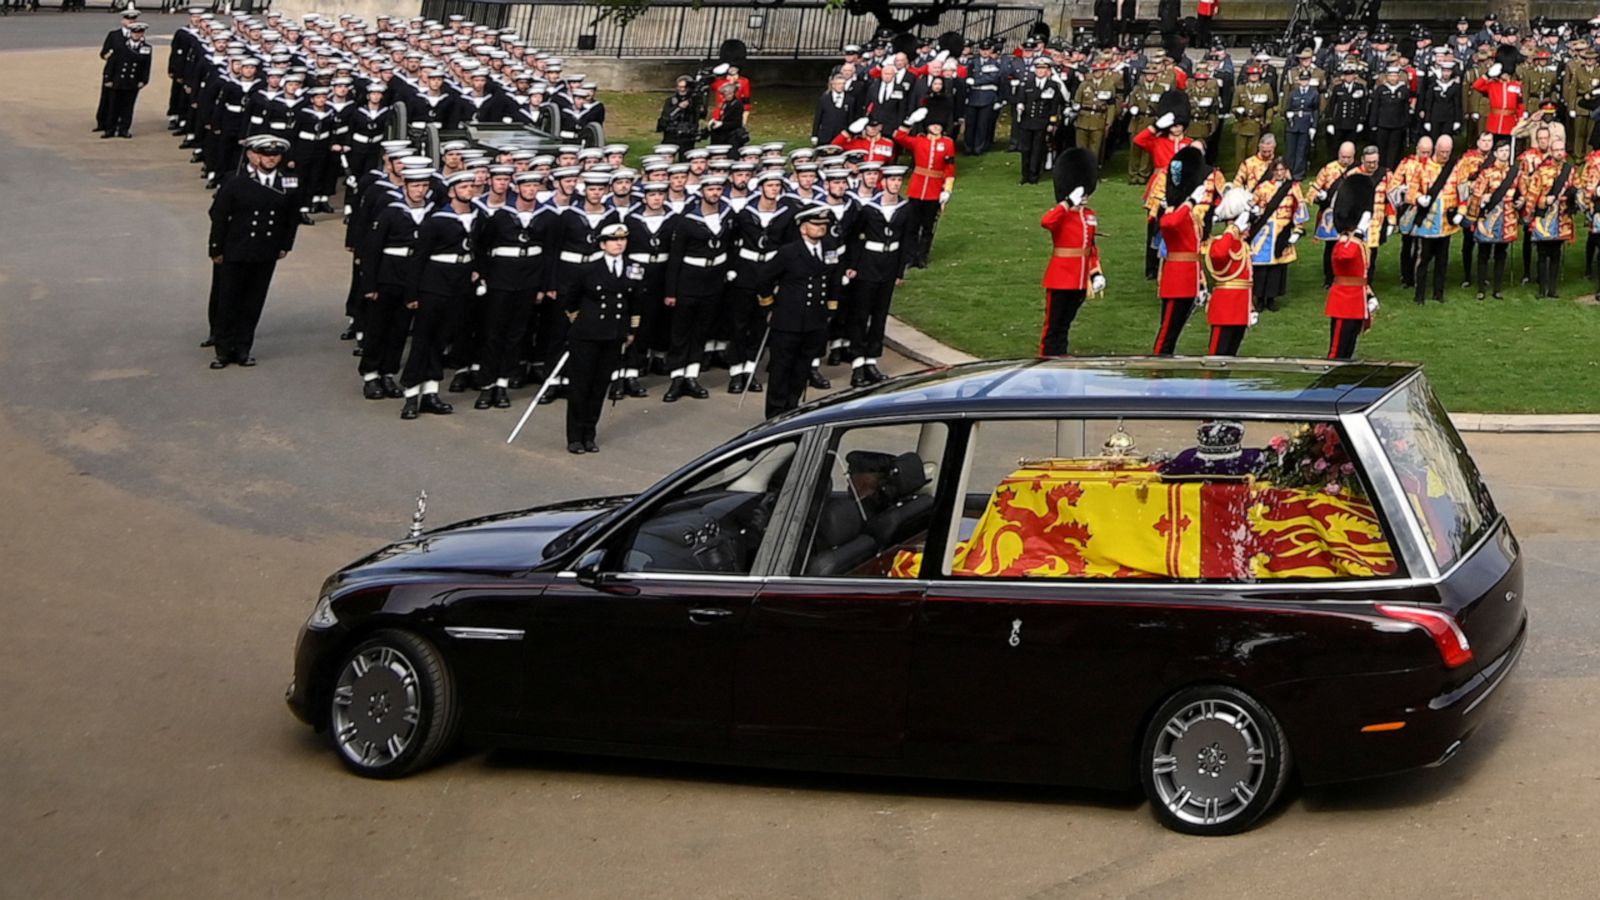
top-left (688, 607), bottom-right (734, 623)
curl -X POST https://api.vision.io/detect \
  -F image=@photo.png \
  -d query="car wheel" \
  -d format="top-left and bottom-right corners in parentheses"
top-left (1139, 685), bottom-right (1290, 836)
top-left (327, 630), bottom-right (460, 779)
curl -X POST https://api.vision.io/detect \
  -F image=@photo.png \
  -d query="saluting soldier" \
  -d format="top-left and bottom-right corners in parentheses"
top-left (893, 106), bottom-right (957, 270)
top-left (398, 171), bottom-right (481, 420)
top-left (563, 223), bottom-right (639, 454)
top-left (355, 164), bottom-right (433, 401)
top-left (1153, 146), bottom-right (1210, 356)
top-left (101, 22), bottom-right (153, 139)
top-left (1074, 54), bottom-right (1122, 164)
top-left (1038, 148), bottom-right (1105, 357)
top-left (206, 135), bottom-right (302, 369)
top-left (1473, 47), bottom-right (1525, 145)
top-left (1232, 64), bottom-right (1276, 169)
top-left (758, 206), bottom-right (843, 419)
top-left (1326, 173), bottom-right (1379, 360)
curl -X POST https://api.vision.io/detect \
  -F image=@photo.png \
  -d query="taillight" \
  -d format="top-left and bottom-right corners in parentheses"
top-left (1377, 605), bottom-right (1474, 669)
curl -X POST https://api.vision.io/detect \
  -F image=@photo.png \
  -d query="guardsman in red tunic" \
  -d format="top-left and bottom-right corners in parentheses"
top-left (1134, 92), bottom-right (1195, 281)
top-left (1472, 47), bottom-right (1525, 143)
top-left (894, 106), bottom-right (958, 268)
top-left (1203, 187), bottom-right (1255, 356)
top-left (833, 116), bottom-right (899, 166)
top-left (1326, 173), bottom-right (1378, 360)
top-left (1039, 148), bottom-right (1105, 356)
top-left (1154, 146), bottom-right (1210, 356)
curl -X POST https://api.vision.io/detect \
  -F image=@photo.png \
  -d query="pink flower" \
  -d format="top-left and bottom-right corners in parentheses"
top-left (1313, 458), bottom-right (1329, 472)
top-left (1268, 435), bottom-right (1289, 452)
top-left (1341, 462), bottom-right (1356, 475)
top-left (1323, 482), bottom-right (1343, 495)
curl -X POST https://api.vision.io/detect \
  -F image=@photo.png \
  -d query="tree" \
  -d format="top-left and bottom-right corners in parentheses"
top-left (595, 0), bottom-right (979, 34)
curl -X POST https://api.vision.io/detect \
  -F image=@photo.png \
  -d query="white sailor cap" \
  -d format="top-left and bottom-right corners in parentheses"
top-left (705, 144), bottom-right (733, 156)
top-left (610, 168), bottom-right (638, 181)
top-left (602, 143), bottom-right (628, 155)
top-left (684, 148), bottom-right (710, 160)
top-left (755, 170), bottom-right (786, 185)
top-left (530, 154), bottom-right (555, 166)
top-left (581, 172), bottom-right (610, 186)
top-left (398, 154), bottom-right (432, 167)
top-left (698, 174), bottom-right (728, 187)
top-left (880, 165), bottom-right (908, 177)
top-left (440, 140), bottom-right (471, 152)
top-left (488, 164), bottom-right (515, 176)
top-left (463, 158), bottom-right (491, 169)
top-left (512, 171), bottom-right (545, 184)
top-left (577, 147), bottom-right (604, 159)
top-left (400, 166), bottom-right (435, 181)
top-left (641, 180), bottom-right (669, 193)
top-left (556, 144), bottom-right (581, 155)
top-left (666, 163), bottom-right (690, 174)
top-left (550, 166), bottom-right (581, 178)
top-left (652, 143), bottom-right (679, 155)
top-left (822, 168), bottom-right (851, 181)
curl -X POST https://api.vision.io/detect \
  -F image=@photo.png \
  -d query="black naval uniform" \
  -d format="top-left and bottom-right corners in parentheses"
top-left (1015, 73), bottom-right (1066, 184)
top-left (819, 195), bottom-right (861, 367)
top-left (103, 35), bottom-right (153, 138)
top-left (760, 235), bottom-right (842, 419)
top-left (477, 202), bottom-right (559, 405)
top-left (541, 204), bottom-right (620, 399)
top-left (400, 207), bottom-right (479, 411)
top-left (357, 199), bottom-right (427, 397)
top-left (207, 166), bottom-right (302, 364)
top-left (564, 256), bottom-right (638, 450)
top-left (727, 197), bottom-right (800, 392)
top-left (842, 194), bottom-right (912, 384)
top-left (622, 207), bottom-right (677, 390)
top-left (663, 201), bottom-right (735, 397)
top-left (95, 24), bottom-right (131, 133)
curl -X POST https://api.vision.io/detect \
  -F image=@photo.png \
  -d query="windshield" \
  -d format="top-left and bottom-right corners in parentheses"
top-left (1368, 377), bottom-right (1498, 570)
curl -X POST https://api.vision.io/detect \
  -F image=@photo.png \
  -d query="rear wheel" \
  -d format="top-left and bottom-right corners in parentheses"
top-left (1139, 685), bottom-right (1289, 835)
top-left (327, 630), bottom-right (460, 779)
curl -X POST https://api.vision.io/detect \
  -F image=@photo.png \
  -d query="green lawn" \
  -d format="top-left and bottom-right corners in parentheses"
top-left (605, 88), bottom-right (1600, 413)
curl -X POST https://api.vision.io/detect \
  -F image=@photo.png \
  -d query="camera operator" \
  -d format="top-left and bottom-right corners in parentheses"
top-left (657, 75), bottom-right (705, 152)
top-left (707, 81), bottom-right (750, 148)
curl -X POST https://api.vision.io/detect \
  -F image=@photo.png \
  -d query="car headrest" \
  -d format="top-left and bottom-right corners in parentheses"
top-left (816, 495), bottom-right (864, 546)
top-left (884, 452), bottom-right (929, 499)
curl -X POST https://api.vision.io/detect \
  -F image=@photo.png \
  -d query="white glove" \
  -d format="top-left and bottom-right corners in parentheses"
top-left (725, 270), bottom-right (737, 282)
top-left (1196, 286), bottom-right (1210, 307)
top-left (1316, 189), bottom-right (1328, 201)
top-left (934, 50), bottom-right (949, 64)
top-left (965, 77), bottom-right (974, 86)
top-left (475, 282), bottom-right (487, 297)
top-left (1327, 124), bottom-right (1335, 134)
top-left (713, 63), bottom-right (730, 76)
top-left (1356, 211), bottom-right (1372, 237)
top-left (1417, 194), bottom-right (1432, 207)
top-left (1234, 212), bottom-right (1252, 230)
top-left (1067, 185), bottom-right (1085, 207)
top-left (1289, 231), bottom-right (1302, 245)
top-left (1129, 106), bottom-right (1141, 117)
top-left (1454, 122), bottom-right (1461, 131)
top-left (1571, 110), bottom-right (1578, 119)
top-left (1155, 112), bottom-right (1175, 130)
top-left (1190, 183), bottom-right (1210, 205)
top-left (1488, 63), bottom-right (1503, 79)
top-left (1090, 273), bottom-right (1106, 293)
top-left (1016, 104), bottom-right (1025, 118)
top-left (1248, 309), bottom-right (1260, 327)
top-left (1367, 294), bottom-right (1380, 313)
top-left (1423, 122), bottom-right (1431, 132)
top-left (1233, 106), bottom-right (1244, 116)
top-left (906, 107), bottom-right (928, 125)
top-left (346, 176), bottom-right (358, 188)
top-left (811, 136), bottom-right (819, 145)
top-left (848, 116), bottom-right (868, 134)
top-left (1355, 123), bottom-right (1364, 133)
top-left (938, 190), bottom-right (951, 204)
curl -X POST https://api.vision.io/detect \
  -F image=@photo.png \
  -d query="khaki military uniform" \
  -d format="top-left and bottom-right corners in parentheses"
top-left (1126, 78), bottom-right (1167, 183)
top-left (1073, 69), bottom-right (1122, 164)
top-left (1232, 79), bottom-right (1276, 170)
top-left (1523, 62), bottom-right (1561, 111)
top-left (1462, 59), bottom-right (1490, 142)
top-left (1565, 58), bottom-right (1599, 154)
top-left (1187, 76), bottom-right (1222, 147)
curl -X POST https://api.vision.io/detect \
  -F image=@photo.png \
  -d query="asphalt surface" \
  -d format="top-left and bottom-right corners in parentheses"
top-left (4, 21), bottom-right (1600, 899)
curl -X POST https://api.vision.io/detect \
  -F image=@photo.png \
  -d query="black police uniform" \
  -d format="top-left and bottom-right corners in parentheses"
top-left (564, 256), bottom-right (638, 450)
top-left (760, 235), bottom-right (842, 419)
top-left (206, 166), bottom-right (301, 365)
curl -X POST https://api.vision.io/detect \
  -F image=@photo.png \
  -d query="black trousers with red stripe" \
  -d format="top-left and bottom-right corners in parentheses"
top-left (1208, 325), bottom-right (1246, 356)
top-left (1152, 297), bottom-right (1194, 356)
top-left (1327, 317), bottom-right (1363, 360)
top-left (1039, 289), bottom-right (1085, 356)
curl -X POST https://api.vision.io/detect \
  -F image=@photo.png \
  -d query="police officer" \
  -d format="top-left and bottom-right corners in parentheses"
top-left (102, 22), bottom-right (153, 139)
top-left (759, 206), bottom-right (842, 419)
top-left (564, 223), bottom-right (638, 454)
top-left (206, 134), bottom-right (301, 369)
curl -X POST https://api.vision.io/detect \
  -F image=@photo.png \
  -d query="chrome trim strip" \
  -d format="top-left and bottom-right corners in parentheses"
top-left (1340, 411), bottom-right (1439, 581)
top-left (444, 626), bottom-right (525, 641)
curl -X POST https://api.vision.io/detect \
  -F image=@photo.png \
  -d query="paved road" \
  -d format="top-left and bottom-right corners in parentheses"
top-left (4, 28), bottom-right (1600, 900)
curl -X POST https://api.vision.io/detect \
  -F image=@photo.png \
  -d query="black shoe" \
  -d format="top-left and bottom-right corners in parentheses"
top-left (100, 132), bottom-right (115, 139)
top-left (351, 346), bottom-right (363, 357)
top-left (809, 367), bottom-right (831, 389)
top-left (865, 364), bottom-right (887, 383)
top-left (1413, 298), bottom-right (1425, 305)
top-left (746, 378), bottom-right (763, 393)
top-left (315, 201), bottom-right (335, 215)
top-left (663, 377), bottom-right (684, 402)
top-left (538, 388), bottom-right (559, 405)
top-left (419, 393), bottom-right (453, 415)
top-left (200, 337), bottom-right (215, 348)
top-left (609, 380), bottom-right (626, 401)
top-left (363, 380), bottom-right (385, 400)
top-left (209, 358), bottom-right (228, 369)
top-left (400, 397), bottom-right (420, 420)
top-left (380, 375), bottom-right (403, 398)
top-left (339, 327), bottom-right (357, 341)
top-left (447, 370), bottom-right (473, 393)
top-left (237, 356), bottom-right (256, 367)
top-left (507, 370), bottom-right (527, 389)
top-left (299, 211), bottom-right (316, 226)
top-left (529, 363), bottom-right (548, 383)
top-left (118, 132), bottom-right (131, 139)
top-left (474, 388), bottom-right (494, 410)
top-left (1433, 295), bottom-right (1445, 303)
top-left (492, 386), bottom-right (511, 409)
top-left (727, 372), bottom-right (748, 394)
top-left (583, 440), bottom-right (599, 453)
top-left (683, 378), bottom-right (710, 399)
top-left (624, 377), bottom-right (648, 398)
top-left (851, 367), bottom-right (872, 388)
top-left (567, 441), bottom-right (586, 454)
top-left (826, 347), bottom-right (843, 367)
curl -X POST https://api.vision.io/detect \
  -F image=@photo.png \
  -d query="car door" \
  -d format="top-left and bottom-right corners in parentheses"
top-left (731, 420), bottom-right (954, 760)
top-left (520, 435), bottom-right (808, 750)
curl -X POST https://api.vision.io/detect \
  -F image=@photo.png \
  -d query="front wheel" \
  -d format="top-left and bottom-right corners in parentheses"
top-left (327, 629), bottom-right (460, 778)
top-left (1139, 684), bottom-right (1290, 835)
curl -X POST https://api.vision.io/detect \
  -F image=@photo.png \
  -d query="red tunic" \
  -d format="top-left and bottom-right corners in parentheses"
top-left (831, 132), bottom-right (898, 165)
top-left (1132, 129), bottom-right (1193, 174)
top-left (894, 128), bottom-right (957, 201)
top-left (1197, 0), bottom-right (1218, 14)
top-left (1325, 237), bottom-right (1370, 320)
top-left (709, 75), bottom-right (752, 102)
top-left (1157, 202), bottom-right (1204, 299)
top-left (1204, 229), bottom-right (1252, 326)
top-left (1040, 204), bottom-right (1101, 291)
top-left (1472, 77), bottom-right (1525, 136)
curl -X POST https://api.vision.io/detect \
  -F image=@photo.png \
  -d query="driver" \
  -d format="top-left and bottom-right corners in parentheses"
top-left (844, 450), bottom-right (897, 516)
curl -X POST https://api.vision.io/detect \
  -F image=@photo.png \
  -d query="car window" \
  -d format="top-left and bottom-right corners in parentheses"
top-left (793, 422), bottom-right (950, 578)
top-left (615, 439), bottom-right (800, 576)
top-left (933, 417), bottom-right (1398, 583)
top-left (1368, 377), bottom-right (1498, 569)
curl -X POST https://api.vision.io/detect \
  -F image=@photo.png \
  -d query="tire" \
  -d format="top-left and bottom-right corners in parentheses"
top-left (327, 629), bottom-right (461, 779)
top-left (1139, 684), bottom-right (1290, 836)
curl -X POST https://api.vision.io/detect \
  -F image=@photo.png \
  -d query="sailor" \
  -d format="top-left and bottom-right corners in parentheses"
top-left (662, 174), bottom-right (734, 402)
top-left (563, 223), bottom-right (638, 454)
top-left (620, 181), bottom-right (677, 396)
top-left (841, 165), bottom-right (912, 386)
top-left (206, 134), bottom-right (302, 369)
top-left (475, 171), bottom-right (558, 411)
top-left (727, 170), bottom-right (800, 394)
top-left (356, 165), bottom-right (432, 401)
top-left (759, 205), bottom-right (843, 419)
top-left (96, 9), bottom-right (142, 134)
top-left (1038, 148), bottom-right (1105, 357)
top-left (102, 22), bottom-right (153, 139)
top-left (398, 171), bottom-right (481, 420)
top-left (1326, 173), bottom-right (1379, 360)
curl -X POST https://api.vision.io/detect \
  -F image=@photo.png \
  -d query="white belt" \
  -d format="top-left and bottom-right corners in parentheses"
top-left (863, 241), bottom-right (900, 253)
top-left (248, 115), bottom-right (264, 124)
top-left (428, 253), bottom-right (472, 264)
top-left (738, 248), bottom-right (777, 263)
top-left (628, 252), bottom-right (668, 264)
top-left (490, 246), bottom-right (543, 257)
top-left (268, 122), bottom-right (289, 131)
top-left (351, 132), bottom-right (378, 143)
top-left (298, 131), bottom-right (327, 141)
top-left (973, 84), bottom-right (999, 90)
top-left (382, 247), bottom-right (414, 257)
top-left (683, 254), bottom-right (728, 267)
top-left (224, 103), bottom-right (244, 112)
top-left (559, 250), bottom-right (601, 264)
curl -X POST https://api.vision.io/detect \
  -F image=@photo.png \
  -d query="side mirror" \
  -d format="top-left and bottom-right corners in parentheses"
top-left (573, 548), bottom-right (606, 588)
